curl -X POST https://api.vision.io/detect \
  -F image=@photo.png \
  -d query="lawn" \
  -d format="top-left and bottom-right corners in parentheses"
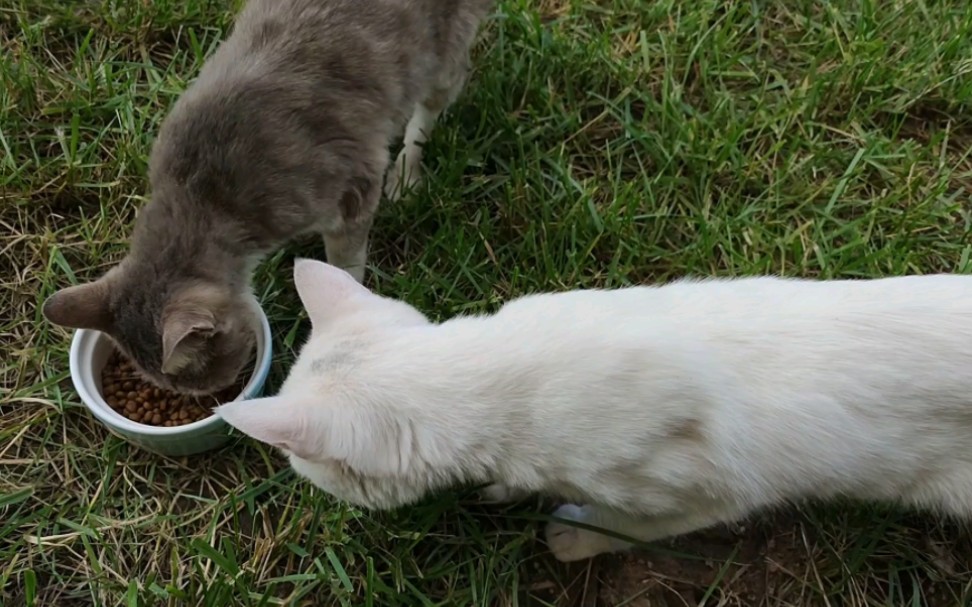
top-left (3, 0), bottom-right (972, 604)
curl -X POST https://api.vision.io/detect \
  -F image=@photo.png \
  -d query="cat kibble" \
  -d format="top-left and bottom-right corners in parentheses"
top-left (100, 351), bottom-right (246, 427)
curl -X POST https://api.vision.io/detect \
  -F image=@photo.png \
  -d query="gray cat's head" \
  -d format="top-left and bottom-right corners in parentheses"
top-left (43, 262), bottom-right (260, 395)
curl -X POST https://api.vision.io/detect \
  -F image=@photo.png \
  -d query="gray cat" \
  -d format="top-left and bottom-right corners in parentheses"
top-left (42, 0), bottom-right (495, 394)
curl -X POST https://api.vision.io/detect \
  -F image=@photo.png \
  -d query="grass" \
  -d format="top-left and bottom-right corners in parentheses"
top-left (3, 0), bottom-right (972, 604)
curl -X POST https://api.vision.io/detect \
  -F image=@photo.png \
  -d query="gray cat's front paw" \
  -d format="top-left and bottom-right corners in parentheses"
top-left (342, 264), bottom-right (366, 284)
top-left (545, 504), bottom-right (616, 562)
top-left (384, 151), bottom-right (422, 202)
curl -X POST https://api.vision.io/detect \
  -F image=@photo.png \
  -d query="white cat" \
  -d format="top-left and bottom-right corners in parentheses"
top-left (218, 259), bottom-right (972, 562)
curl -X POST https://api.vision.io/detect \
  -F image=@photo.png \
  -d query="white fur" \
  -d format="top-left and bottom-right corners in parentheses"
top-left (218, 261), bottom-right (972, 562)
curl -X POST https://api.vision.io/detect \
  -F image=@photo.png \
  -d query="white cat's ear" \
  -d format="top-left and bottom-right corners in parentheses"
top-left (43, 280), bottom-right (113, 332)
top-left (216, 394), bottom-right (412, 477)
top-left (216, 396), bottom-right (313, 457)
top-left (293, 258), bottom-right (373, 325)
top-left (319, 403), bottom-right (414, 478)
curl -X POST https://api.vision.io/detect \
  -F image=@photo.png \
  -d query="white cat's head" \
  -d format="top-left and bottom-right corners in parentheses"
top-left (216, 259), bottom-right (455, 510)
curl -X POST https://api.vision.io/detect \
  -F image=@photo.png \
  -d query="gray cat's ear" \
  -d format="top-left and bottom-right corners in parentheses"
top-left (43, 281), bottom-right (113, 332)
top-left (293, 258), bottom-right (372, 325)
top-left (161, 308), bottom-right (215, 375)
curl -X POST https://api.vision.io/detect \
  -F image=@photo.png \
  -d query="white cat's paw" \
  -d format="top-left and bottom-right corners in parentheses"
top-left (384, 151), bottom-right (422, 202)
top-left (545, 504), bottom-right (615, 562)
top-left (478, 483), bottom-right (523, 503)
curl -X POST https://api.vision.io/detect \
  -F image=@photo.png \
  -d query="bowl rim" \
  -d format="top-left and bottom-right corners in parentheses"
top-left (69, 306), bottom-right (273, 437)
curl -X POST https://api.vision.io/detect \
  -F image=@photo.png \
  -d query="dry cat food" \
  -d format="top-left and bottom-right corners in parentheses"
top-left (100, 351), bottom-right (248, 427)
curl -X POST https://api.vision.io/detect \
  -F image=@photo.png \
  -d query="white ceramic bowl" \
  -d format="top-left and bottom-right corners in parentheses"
top-left (68, 310), bottom-right (273, 457)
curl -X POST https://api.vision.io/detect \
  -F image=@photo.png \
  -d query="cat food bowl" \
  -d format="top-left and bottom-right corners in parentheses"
top-left (67, 309), bottom-right (273, 457)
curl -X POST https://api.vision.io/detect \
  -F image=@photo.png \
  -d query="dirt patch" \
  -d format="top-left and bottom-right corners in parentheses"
top-left (522, 511), bottom-right (972, 607)
top-left (596, 516), bottom-right (807, 607)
